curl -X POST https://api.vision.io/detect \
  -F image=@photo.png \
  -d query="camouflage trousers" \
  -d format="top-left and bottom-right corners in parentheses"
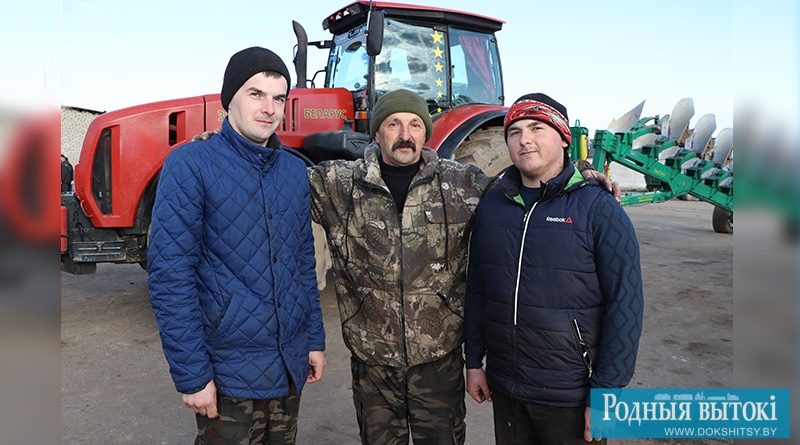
top-left (351, 348), bottom-right (466, 445)
top-left (194, 386), bottom-right (300, 445)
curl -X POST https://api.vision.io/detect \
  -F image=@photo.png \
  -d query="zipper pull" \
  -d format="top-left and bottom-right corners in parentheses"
top-left (573, 319), bottom-right (593, 379)
top-left (572, 319), bottom-right (584, 342)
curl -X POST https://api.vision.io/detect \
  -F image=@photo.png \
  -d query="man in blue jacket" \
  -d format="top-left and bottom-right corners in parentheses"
top-left (148, 46), bottom-right (326, 445)
top-left (465, 93), bottom-right (643, 444)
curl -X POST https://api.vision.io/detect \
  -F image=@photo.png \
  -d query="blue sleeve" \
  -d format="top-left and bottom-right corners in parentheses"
top-left (296, 172), bottom-right (325, 351)
top-left (590, 192), bottom-right (644, 389)
top-left (147, 149), bottom-right (214, 393)
top-left (465, 208), bottom-right (487, 369)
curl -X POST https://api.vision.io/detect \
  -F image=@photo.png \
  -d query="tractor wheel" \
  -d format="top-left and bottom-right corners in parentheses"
top-left (452, 126), bottom-right (511, 177)
top-left (139, 221), bottom-right (151, 271)
top-left (712, 206), bottom-right (733, 234)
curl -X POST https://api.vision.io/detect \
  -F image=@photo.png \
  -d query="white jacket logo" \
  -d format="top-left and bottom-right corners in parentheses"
top-left (545, 216), bottom-right (573, 224)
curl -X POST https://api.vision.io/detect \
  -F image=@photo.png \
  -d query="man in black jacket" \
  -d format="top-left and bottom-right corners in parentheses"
top-left (465, 93), bottom-right (643, 444)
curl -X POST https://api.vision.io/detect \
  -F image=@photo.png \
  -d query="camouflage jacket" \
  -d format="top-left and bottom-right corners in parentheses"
top-left (309, 144), bottom-right (493, 367)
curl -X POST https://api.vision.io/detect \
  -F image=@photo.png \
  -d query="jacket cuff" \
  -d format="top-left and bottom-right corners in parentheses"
top-left (181, 382), bottom-right (209, 395)
top-left (176, 370), bottom-right (214, 395)
top-left (465, 357), bottom-right (484, 369)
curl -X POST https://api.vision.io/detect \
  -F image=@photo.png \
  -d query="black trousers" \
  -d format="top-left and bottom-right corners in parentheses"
top-left (491, 391), bottom-right (606, 445)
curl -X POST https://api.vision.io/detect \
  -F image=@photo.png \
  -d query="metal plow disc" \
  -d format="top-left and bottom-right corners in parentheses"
top-left (667, 98), bottom-right (694, 140)
top-left (711, 127), bottom-right (733, 166)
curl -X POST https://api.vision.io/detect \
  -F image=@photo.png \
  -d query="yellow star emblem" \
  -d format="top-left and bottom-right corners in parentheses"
top-left (431, 31), bottom-right (444, 44)
top-left (435, 78), bottom-right (443, 87)
top-left (435, 62), bottom-right (444, 72)
top-left (437, 107), bottom-right (443, 113)
top-left (433, 46), bottom-right (444, 59)
top-left (437, 90), bottom-right (444, 99)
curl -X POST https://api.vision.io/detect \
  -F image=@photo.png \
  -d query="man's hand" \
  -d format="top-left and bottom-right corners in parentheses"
top-left (580, 168), bottom-right (621, 201)
top-left (306, 351), bottom-right (326, 384)
top-left (584, 406), bottom-right (602, 442)
top-left (182, 380), bottom-right (218, 418)
top-left (191, 129), bottom-right (220, 141)
top-left (466, 368), bottom-right (492, 403)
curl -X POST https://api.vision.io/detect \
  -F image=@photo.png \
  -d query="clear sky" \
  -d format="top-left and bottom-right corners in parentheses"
top-left (4, 0), bottom-right (798, 135)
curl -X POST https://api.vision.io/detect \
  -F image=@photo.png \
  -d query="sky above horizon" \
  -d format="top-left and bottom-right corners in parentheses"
top-left (3, 0), bottom-right (798, 136)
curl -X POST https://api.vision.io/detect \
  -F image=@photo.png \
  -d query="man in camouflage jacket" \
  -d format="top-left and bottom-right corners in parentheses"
top-left (308, 89), bottom-right (614, 445)
top-left (309, 89), bottom-right (489, 444)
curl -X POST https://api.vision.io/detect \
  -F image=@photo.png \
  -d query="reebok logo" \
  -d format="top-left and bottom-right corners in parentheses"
top-left (546, 216), bottom-right (573, 224)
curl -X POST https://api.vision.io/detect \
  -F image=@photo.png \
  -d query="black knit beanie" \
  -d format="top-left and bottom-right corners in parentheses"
top-left (220, 47), bottom-right (291, 111)
top-left (369, 89), bottom-right (433, 141)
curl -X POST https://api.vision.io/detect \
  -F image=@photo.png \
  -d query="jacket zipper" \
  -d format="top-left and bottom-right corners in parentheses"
top-left (513, 202), bottom-right (538, 326)
top-left (359, 166), bottom-right (436, 367)
top-left (399, 223), bottom-right (409, 366)
top-left (358, 175), bottom-right (410, 365)
top-left (572, 318), bottom-right (593, 379)
top-left (395, 174), bottom-right (436, 366)
top-left (511, 201), bottom-right (537, 389)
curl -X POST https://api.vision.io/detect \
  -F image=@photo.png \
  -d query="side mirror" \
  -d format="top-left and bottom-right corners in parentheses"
top-left (366, 10), bottom-right (384, 56)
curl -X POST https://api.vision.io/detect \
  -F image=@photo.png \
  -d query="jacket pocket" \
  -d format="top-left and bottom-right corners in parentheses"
top-left (341, 288), bottom-right (369, 328)
top-left (570, 318), bottom-right (593, 380)
top-left (424, 207), bottom-right (470, 265)
top-left (436, 292), bottom-right (465, 320)
top-left (208, 293), bottom-right (238, 340)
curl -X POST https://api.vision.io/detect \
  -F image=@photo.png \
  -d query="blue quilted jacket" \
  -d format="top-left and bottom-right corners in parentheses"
top-left (148, 118), bottom-right (325, 400)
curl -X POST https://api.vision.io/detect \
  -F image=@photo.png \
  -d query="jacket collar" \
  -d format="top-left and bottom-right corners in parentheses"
top-left (356, 142), bottom-right (439, 188)
top-left (499, 152), bottom-right (584, 205)
top-left (219, 117), bottom-right (282, 168)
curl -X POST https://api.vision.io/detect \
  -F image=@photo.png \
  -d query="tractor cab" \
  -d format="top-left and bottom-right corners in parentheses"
top-left (293, 1), bottom-right (505, 163)
top-left (324, 2), bottom-right (504, 112)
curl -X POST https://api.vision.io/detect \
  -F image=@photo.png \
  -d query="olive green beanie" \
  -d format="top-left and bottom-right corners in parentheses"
top-left (369, 89), bottom-right (433, 140)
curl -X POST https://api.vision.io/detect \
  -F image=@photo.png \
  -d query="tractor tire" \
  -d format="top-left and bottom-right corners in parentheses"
top-left (712, 206), bottom-right (733, 234)
top-left (139, 221), bottom-right (151, 271)
top-left (452, 126), bottom-right (511, 177)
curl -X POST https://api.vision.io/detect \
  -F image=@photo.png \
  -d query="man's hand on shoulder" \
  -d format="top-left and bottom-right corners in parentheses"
top-left (182, 380), bottom-right (218, 418)
top-left (575, 160), bottom-right (621, 201)
top-left (191, 129), bottom-right (220, 141)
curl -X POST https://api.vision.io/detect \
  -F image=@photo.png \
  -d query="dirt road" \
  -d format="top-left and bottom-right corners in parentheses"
top-left (62, 199), bottom-right (732, 444)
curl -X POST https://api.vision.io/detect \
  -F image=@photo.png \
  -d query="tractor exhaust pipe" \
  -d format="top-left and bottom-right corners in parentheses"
top-left (292, 20), bottom-right (308, 89)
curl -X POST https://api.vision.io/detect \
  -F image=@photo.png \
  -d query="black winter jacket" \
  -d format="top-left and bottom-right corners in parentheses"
top-left (465, 158), bottom-right (643, 407)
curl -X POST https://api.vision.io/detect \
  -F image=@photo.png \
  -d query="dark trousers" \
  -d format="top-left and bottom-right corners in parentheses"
top-left (350, 348), bottom-right (466, 445)
top-left (194, 386), bottom-right (300, 445)
top-left (492, 391), bottom-right (605, 445)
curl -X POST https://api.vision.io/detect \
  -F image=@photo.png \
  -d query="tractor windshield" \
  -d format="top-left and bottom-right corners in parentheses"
top-left (327, 23), bottom-right (370, 91)
top-left (373, 19), bottom-right (449, 112)
top-left (327, 16), bottom-right (503, 113)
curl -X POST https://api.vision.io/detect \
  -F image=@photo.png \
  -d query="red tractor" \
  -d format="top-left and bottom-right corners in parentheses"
top-left (61, 1), bottom-right (511, 275)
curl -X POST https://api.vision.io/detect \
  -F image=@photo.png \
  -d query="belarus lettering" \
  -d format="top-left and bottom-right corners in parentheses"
top-left (304, 108), bottom-right (347, 119)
